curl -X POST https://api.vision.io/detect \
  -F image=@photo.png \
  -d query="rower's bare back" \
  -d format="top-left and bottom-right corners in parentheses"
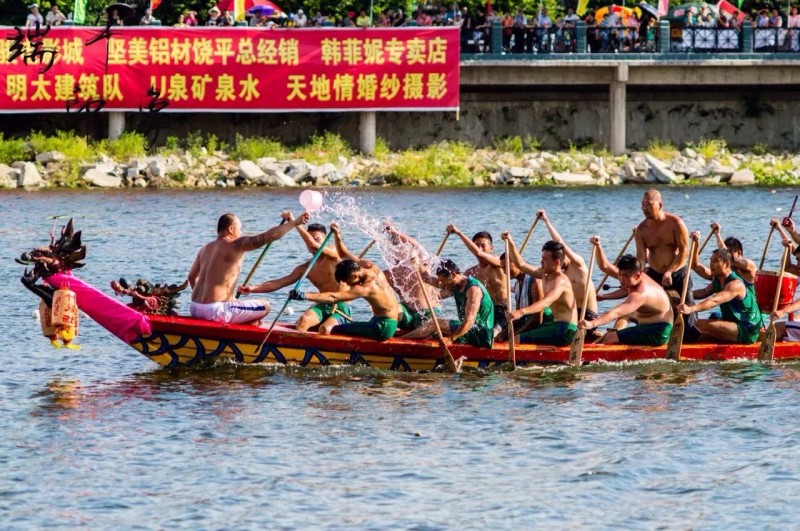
top-left (364, 267), bottom-right (401, 318)
top-left (566, 264), bottom-right (598, 313)
top-left (543, 272), bottom-right (577, 323)
top-left (633, 276), bottom-right (674, 324)
top-left (469, 262), bottom-right (507, 304)
top-left (191, 240), bottom-right (244, 304)
top-left (307, 255), bottom-right (342, 293)
top-left (637, 213), bottom-right (685, 272)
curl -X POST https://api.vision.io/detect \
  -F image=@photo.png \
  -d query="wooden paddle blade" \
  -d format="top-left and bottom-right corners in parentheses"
top-left (665, 314), bottom-right (685, 361)
top-left (507, 321), bottom-right (516, 369)
top-left (439, 338), bottom-right (459, 372)
top-left (568, 329), bottom-right (586, 366)
top-left (758, 322), bottom-right (777, 363)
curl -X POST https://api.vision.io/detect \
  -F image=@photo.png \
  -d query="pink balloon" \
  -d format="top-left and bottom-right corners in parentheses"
top-left (299, 190), bottom-right (323, 212)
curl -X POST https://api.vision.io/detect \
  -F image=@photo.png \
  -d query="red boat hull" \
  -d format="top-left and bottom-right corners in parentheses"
top-left (129, 314), bottom-right (800, 370)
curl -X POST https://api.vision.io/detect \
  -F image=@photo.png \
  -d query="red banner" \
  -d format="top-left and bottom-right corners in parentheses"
top-left (0, 26), bottom-right (459, 112)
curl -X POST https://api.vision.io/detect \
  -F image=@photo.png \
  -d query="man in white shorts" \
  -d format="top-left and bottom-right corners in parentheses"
top-left (188, 211), bottom-right (309, 325)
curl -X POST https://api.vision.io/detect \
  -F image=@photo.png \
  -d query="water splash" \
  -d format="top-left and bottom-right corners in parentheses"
top-left (320, 191), bottom-right (440, 308)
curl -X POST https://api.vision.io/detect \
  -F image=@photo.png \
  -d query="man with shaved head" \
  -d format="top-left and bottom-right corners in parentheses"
top-left (635, 189), bottom-right (698, 341)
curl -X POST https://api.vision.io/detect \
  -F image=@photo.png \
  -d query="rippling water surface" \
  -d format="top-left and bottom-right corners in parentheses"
top-left (2, 187), bottom-right (800, 528)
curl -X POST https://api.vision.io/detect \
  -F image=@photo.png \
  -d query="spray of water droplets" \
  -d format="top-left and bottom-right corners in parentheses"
top-left (319, 190), bottom-right (442, 306)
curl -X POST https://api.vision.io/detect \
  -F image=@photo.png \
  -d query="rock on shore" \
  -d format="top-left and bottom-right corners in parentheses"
top-left (0, 146), bottom-right (792, 189)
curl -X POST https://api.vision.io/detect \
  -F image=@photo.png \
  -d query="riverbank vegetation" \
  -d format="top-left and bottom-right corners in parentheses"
top-left (1, 131), bottom-right (798, 189)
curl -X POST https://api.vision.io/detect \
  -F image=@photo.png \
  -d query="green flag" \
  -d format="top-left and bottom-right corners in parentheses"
top-left (73, 0), bottom-right (86, 24)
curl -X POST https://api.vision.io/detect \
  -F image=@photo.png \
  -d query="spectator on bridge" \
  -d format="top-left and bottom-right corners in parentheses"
top-left (312, 10), bottom-right (326, 26)
top-left (756, 9), bottom-right (769, 27)
top-left (46, 5), bottom-right (66, 25)
top-left (416, 9), bottom-right (432, 26)
top-left (684, 6), bottom-right (698, 27)
top-left (207, 6), bottom-right (222, 25)
top-left (445, 3), bottom-right (459, 23)
top-left (600, 10), bottom-right (621, 50)
top-left (538, 7), bottom-right (552, 28)
top-left (294, 8), bottom-right (307, 26)
top-left (140, 8), bottom-right (154, 24)
top-left (473, 7), bottom-right (490, 50)
top-left (512, 7), bottom-right (527, 52)
top-left (26, 4), bottom-right (44, 28)
top-left (770, 8), bottom-right (783, 27)
top-left (789, 7), bottom-right (800, 27)
top-left (564, 8), bottom-right (580, 25)
top-left (698, 4), bottom-right (714, 27)
top-left (183, 10), bottom-right (198, 25)
top-left (356, 9), bottom-right (371, 27)
top-left (391, 8), bottom-right (406, 26)
top-left (375, 12), bottom-right (390, 26)
top-left (501, 11), bottom-right (514, 50)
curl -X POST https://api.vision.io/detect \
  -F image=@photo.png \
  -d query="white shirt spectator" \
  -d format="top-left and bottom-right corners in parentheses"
top-left (27, 6), bottom-right (44, 28)
top-left (564, 13), bottom-right (580, 23)
top-left (46, 6), bottom-right (66, 25)
top-left (295, 9), bottom-right (307, 27)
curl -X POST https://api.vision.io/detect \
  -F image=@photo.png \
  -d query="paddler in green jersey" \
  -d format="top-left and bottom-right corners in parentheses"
top-left (503, 234), bottom-right (578, 346)
top-left (446, 225), bottom-right (509, 338)
top-left (677, 247), bottom-right (762, 344)
top-left (402, 259), bottom-right (495, 348)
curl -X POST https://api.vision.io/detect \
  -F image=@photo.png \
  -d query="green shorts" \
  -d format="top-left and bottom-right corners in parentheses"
top-left (398, 303), bottom-right (438, 330)
top-left (736, 321), bottom-right (761, 345)
top-left (332, 316), bottom-right (398, 342)
top-left (617, 322), bottom-right (673, 346)
top-left (449, 320), bottom-right (494, 349)
top-left (519, 321), bottom-right (577, 346)
top-left (308, 302), bottom-right (351, 324)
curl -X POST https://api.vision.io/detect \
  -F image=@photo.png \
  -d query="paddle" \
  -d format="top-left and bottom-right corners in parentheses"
top-left (518, 217), bottom-right (540, 255)
top-left (569, 245), bottom-right (596, 366)
top-left (435, 231), bottom-right (450, 257)
top-left (697, 229), bottom-right (715, 256)
top-left (789, 195), bottom-right (799, 219)
top-left (595, 227), bottom-right (635, 295)
top-left (258, 230), bottom-right (334, 351)
top-left (665, 238), bottom-right (696, 361)
top-left (759, 225), bottom-right (776, 271)
top-left (236, 219), bottom-right (285, 299)
top-left (504, 240), bottom-right (516, 369)
top-left (358, 239), bottom-right (376, 259)
top-left (759, 245), bottom-right (790, 363)
top-left (414, 269), bottom-right (459, 373)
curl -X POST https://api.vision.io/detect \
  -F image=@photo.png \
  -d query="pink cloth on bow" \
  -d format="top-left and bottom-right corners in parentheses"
top-left (45, 272), bottom-right (152, 344)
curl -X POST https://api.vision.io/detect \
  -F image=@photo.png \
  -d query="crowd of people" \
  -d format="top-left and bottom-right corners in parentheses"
top-left (186, 189), bottom-right (800, 352)
top-left (20, 1), bottom-right (800, 54)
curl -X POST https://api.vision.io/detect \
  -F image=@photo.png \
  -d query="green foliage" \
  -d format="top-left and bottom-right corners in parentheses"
top-left (294, 132), bottom-right (353, 164)
top-left (29, 130), bottom-right (92, 160)
top-left (98, 132), bottom-right (147, 161)
top-left (374, 137), bottom-right (391, 161)
top-left (646, 138), bottom-right (679, 160)
top-left (687, 139), bottom-right (728, 160)
top-left (0, 134), bottom-right (29, 164)
top-left (229, 134), bottom-right (286, 161)
top-left (492, 135), bottom-right (541, 157)
top-left (740, 159), bottom-right (796, 185)
top-left (751, 143), bottom-right (769, 156)
top-left (389, 141), bottom-right (474, 186)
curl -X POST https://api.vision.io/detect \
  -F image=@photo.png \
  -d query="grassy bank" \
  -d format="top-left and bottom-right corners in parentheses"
top-left (1, 131), bottom-right (798, 188)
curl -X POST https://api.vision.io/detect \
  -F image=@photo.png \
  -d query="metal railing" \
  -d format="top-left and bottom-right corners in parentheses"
top-left (671, 27), bottom-right (742, 52)
top-left (461, 19), bottom-right (800, 56)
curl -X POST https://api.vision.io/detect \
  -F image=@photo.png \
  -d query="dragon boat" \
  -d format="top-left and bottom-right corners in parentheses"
top-left (19, 220), bottom-right (800, 371)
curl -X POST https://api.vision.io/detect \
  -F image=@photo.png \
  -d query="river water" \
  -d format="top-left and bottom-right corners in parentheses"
top-left (2, 187), bottom-right (800, 528)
